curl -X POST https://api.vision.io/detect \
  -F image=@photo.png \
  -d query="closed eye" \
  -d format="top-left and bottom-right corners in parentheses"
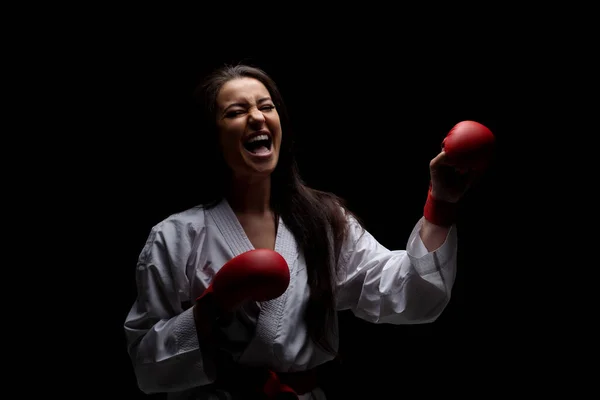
top-left (225, 105), bottom-right (275, 118)
top-left (225, 110), bottom-right (244, 118)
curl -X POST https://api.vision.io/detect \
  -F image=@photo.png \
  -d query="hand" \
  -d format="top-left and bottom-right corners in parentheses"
top-left (430, 120), bottom-right (495, 203)
top-left (429, 151), bottom-right (482, 203)
top-left (196, 249), bottom-right (290, 314)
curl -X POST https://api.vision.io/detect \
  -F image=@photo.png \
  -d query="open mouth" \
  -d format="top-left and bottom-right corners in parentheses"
top-left (243, 134), bottom-right (272, 155)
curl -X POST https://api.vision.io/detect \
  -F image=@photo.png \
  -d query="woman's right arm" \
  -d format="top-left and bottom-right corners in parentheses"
top-left (124, 217), bottom-right (215, 394)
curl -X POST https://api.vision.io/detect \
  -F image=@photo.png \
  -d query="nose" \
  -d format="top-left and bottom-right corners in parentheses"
top-left (248, 107), bottom-right (266, 125)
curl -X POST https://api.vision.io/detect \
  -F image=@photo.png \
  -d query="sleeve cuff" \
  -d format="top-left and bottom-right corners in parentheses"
top-left (407, 217), bottom-right (457, 275)
top-left (173, 307), bottom-right (200, 354)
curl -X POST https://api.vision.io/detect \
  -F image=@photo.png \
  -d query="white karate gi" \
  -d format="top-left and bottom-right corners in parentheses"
top-left (124, 199), bottom-right (457, 399)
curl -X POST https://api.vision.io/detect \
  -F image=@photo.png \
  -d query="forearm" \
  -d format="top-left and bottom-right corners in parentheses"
top-left (419, 218), bottom-right (451, 252)
top-left (421, 184), bottom-right (456, 251)
top-left (127, 307), bottom-right (215, 393)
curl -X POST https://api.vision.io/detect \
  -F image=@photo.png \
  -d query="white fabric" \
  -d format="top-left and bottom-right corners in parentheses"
top-left (124, 199), bottom-right (457, 398)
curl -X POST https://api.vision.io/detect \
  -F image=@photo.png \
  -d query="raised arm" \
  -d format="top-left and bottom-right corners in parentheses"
top-left (335, 120), bottom-right (494, 324)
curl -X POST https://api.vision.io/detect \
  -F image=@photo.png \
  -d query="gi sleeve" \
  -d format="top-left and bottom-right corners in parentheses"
top-left (124, 218), bottom-right (215, 394)
top-left (335, 215), bottom-right (457, 324)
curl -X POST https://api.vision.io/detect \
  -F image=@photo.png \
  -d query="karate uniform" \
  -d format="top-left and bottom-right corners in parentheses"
top-left (124, 199), bottom-right (457, 399)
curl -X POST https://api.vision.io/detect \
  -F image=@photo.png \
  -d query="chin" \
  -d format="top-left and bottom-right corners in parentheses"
top-left (250, 160), bottom-right (278, 176)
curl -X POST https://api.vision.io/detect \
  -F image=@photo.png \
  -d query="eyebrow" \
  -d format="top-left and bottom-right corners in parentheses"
top-left (223, 97), bottom-right (272, 113)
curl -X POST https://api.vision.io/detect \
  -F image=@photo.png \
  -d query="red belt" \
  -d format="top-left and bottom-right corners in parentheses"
top-left (213, 364), bottom-right (319, 399)
top-left (262, 368), bottom-right (318, 398)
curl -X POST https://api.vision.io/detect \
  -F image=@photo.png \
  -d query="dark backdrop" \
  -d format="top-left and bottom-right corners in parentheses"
top-left (100, 51), bottom-right (512, 398)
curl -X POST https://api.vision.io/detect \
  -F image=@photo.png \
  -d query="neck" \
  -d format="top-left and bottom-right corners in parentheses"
top-left (227, 175), bottom-right (272, 215)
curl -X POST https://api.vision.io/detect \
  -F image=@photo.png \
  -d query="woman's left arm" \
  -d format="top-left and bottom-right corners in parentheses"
top-left (334, 215), bottom-right (457, 325)
top-left (335, 147), bottom-right (490, 324)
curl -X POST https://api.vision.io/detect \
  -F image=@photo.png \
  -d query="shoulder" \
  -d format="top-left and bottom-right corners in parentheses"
top-left (139, 205), bottom-right (208, 262)
top-left (339, 205), bottom-right (365, 239)
top-left (151, 205), bottom-right (207, 236)
top-left (307, 188), bottom-right (366, 242)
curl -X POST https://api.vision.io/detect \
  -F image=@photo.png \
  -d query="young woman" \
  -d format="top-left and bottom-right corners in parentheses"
top-left (124, 63), bottom-right (493, 399)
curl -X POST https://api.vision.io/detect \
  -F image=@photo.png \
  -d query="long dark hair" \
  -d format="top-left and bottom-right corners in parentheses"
top-left (192, 63), bottom-right (361, 355)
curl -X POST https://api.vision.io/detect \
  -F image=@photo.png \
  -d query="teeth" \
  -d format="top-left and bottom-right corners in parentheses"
top-left (247, 134), bottom-right (269, 143)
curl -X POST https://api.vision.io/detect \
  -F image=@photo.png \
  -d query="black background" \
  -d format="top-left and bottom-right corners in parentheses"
top-left (12, 8), bottom-right (588, 398)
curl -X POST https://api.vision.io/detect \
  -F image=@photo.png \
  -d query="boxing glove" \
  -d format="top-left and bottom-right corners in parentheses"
top-left (196, 249), bottom-right (290, 314)
top-left (442, 120), bottom-right (495, 170)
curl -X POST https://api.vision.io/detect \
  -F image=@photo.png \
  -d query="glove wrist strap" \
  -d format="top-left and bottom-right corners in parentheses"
top-left (423, 184), bottom-right (458, 227)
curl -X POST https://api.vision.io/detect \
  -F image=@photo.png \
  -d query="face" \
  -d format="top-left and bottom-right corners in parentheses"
top-left (215, 77), bottom-right (282, 181)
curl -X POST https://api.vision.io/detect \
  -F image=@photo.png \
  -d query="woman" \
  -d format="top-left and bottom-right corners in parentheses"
top-left (124, 63), bottom-right (488, 399)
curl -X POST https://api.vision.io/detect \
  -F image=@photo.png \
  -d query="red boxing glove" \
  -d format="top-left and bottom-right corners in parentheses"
top-left (442, 120), bottom-right (495, 170)
top-left (196, 249), bottom-right (290, 314)
top-left (424, 120), bottom-right (495, 226)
